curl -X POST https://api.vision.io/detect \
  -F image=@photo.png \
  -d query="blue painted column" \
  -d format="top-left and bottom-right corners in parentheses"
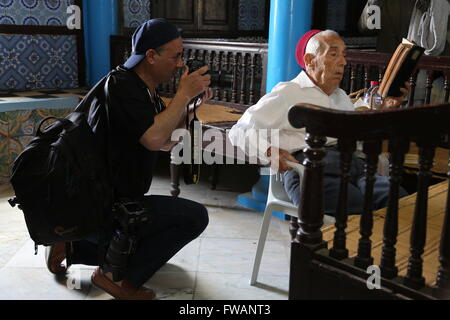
top-left (83, 0), bottom-right (119, 86)
top-left (266, 0), bottom-right (314, 92)
top-left (237, 0), bottom-right (314, 217)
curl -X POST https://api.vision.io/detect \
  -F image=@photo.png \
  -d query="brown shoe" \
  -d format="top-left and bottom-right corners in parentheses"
top-left (45, 242), bottom-right (67, 274)
top-left (91, 267), bottom-right (156, 300)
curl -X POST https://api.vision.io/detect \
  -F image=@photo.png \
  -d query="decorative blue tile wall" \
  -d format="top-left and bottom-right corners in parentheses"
top-left (0, 1), bottom-right (79, 90)
top-left (123, 0), bottom-right (151, 29)
top-left (0, 34), bottom-right (79, 90)
top-left (238, 0), bottom-right (266, 31)
top-left (0, 0), bottom-right (76, 26)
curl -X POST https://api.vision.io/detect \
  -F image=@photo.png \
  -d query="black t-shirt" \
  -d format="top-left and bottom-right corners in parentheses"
top-left (106, 66), bottom-right (166, 198)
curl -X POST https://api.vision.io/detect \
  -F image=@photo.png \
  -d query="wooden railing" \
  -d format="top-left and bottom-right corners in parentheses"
top-left (110, 36), bottom-right (268, 107)
top-left (288, 103), bottom-right (450, 300)
top-left (343, 51), bottom-right (450, 106)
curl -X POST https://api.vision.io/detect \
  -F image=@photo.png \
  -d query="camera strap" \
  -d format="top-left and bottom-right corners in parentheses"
top-left (147, 89), bottom-right (165, 114)
top-left (184, 100), bottom-right (201, 185)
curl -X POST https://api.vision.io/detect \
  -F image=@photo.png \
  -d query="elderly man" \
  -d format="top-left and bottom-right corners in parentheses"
top-left (228, 29), bottom-right (408, 216)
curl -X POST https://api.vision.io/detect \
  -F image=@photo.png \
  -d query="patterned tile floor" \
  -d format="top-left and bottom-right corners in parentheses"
top-left (0, 157), bottom-right (291, 300)
top-left (0, 88), bottom-right (89, 102)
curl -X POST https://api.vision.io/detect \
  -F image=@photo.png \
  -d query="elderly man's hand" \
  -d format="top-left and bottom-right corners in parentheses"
top-left (266, 147), bottom-right (299, 173)
top-left (384, 82), bottom-right (410, 108)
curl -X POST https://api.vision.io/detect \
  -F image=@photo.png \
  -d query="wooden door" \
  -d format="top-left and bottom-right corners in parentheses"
top-left (198, 0), bottom-right (237, 35)
top-left (151, 0), bottom-right (198, 33)
top-left (151, 0), bottom-right (238, 37)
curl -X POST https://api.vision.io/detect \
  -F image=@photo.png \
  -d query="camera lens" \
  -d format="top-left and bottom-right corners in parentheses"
top-left (105, 230), bottom-right (130, 281)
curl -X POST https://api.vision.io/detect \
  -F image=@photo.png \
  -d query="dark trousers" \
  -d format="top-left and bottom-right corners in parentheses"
top-left (70, 195), bottom-right (208, 287)
top-left (283, 148), bottom-right (408, 215)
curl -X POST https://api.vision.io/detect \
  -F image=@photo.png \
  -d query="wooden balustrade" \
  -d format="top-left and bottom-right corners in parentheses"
top-left (110, 36), bottom-right (268, 107)
top-left (342, 51), bottom-right (450, 106)
top-left (288, 103), bottom-right (450, 300)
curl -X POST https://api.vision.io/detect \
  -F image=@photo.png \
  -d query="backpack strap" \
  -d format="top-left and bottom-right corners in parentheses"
top-left (95, 73), bottom-right (115, 268)
top-left (36, 117), bottom-right (69, 135)
top-left (103, 75), bottom-right (114, 180)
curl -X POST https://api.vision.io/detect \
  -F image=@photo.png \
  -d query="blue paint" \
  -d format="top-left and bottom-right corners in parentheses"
top-left (237, 1), bottom-right (313, 219)
top-left (83, 0), bottom-right (119, 86)
top-left (237, 192), bottom-right (288, 221)
top-left (266, 0), bottom-right (313, 93)
top-left (0, 97), bottom-right (80, 112)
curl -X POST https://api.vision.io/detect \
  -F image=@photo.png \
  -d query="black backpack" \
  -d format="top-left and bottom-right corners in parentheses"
top-left (8, 76), bottom-right (114, 248)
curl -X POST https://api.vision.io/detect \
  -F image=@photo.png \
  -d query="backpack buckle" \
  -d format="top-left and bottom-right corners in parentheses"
top-left (8, 197), bottom-right (18, 208)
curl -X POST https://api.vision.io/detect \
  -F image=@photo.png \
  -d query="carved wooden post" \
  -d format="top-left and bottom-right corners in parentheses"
top-left (295, 133), bottom-right (328, 246)
top-left (364, 64), bottom-right (370, 89)
top-left (404, 139), bottom-right (436, 289)
top-left (424, 70), bottom-right (434, 105)
top-left (222, 52), bottom-right (231, 102)
top-left (218, 51), bottom-right (225, 101)
top-left (434, 157), bottom-right (450, 298)
top-left (240, 53), bottom-right (247, 104)
top-left (350, 64), bottom-right (356, 94)
top-left (329, 139), bottom-right (356, 260)
top-left (212, 51), bottom-right (220, 100)
top-left (354, 140), bottom-right (381, 269)
top-left (249, 53), bottom-right (256, 105)
top-left (408, 71), bottom-right (418, 107)
top-left (231, 52), bottom-right (238, 102)
top-left (289, 132), bottom-right (327, 300)
top-left (255, 54), bottom-right (263, 102)
top-left (380, 138), bottom-right (409, 279)
top-left (444, 73), bottom-right (450, 103)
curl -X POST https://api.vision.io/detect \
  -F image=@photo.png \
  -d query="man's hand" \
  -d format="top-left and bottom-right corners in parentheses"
top-left (266, 146), bottom-right (299, 173)
top-left (384, 82), bottom-right (410, 108)
top-left (177, 66), bottom-right (211, 102)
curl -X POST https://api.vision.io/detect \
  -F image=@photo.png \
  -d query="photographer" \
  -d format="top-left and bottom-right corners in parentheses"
top-left (45, 18), bottom-right (211, 300)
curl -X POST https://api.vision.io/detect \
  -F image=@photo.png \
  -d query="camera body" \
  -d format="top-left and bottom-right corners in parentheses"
top-left (104, 199), bottom-right (151, 282)
top-left (113, 199), bottom-right (150, 234)
top-left (186, 58), bottom-right (233, 90)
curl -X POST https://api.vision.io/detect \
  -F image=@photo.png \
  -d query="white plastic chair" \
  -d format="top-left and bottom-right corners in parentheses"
top-left (250, 161), bottom-right (335, 285)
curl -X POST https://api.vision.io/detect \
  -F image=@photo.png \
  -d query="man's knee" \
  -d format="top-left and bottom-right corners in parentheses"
top-left (282, 170), bottom-right (301, 207)
top-left (196, 203), bottom-right (209, 232)
top-left (185, 200), bottom-right (209, 236)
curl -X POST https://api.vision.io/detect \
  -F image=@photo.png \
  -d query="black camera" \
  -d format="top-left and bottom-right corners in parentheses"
top-left (186, 58), bottom-right (233, 90)
top-left (104, 199), bottom-right (151, 282)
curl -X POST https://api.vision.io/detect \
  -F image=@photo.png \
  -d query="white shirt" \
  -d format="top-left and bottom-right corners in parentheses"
top-left (228, 71), bottom-right (354, 163)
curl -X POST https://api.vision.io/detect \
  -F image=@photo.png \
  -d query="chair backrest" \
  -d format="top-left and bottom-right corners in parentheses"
top-left (287, 103), bottom-right (450, 300)
top-left (268, 173), bottom-right (292, 203)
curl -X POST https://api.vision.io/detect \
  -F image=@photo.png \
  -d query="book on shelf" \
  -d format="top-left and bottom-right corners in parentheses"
top-left (378, 38), bottom-right (425, 98)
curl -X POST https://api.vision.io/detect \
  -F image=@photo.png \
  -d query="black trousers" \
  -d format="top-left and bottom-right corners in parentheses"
top-left (69, 195), bottom-right (209, 287)
top-left (283, 147), bottom-right (408, 215)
